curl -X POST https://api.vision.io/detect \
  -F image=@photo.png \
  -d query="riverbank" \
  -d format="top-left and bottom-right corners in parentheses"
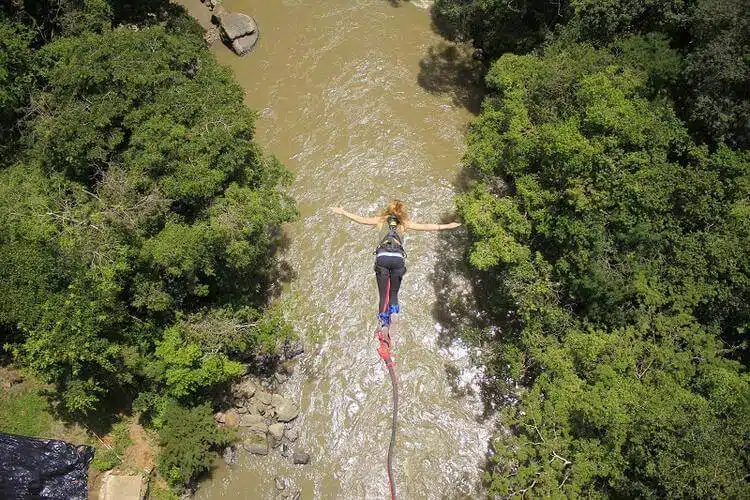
top-left (0, 364), bottom-right (168, 499)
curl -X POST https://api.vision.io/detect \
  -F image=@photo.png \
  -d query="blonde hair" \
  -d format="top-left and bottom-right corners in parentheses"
top-left (380, 199), bottom-right (408, 224)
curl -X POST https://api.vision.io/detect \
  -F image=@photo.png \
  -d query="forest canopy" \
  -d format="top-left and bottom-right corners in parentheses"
top-left (434, 0), bottom-right (750, 497)
top-left (1, 0), bottom-right (296, 489)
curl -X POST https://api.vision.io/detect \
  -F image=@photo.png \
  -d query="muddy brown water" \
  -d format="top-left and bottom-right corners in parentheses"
top-left (178, 0), bottom-right (492, 498)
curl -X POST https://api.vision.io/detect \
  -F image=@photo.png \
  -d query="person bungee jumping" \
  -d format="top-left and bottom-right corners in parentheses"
top-left (330, 200), bottom-right (461, 331)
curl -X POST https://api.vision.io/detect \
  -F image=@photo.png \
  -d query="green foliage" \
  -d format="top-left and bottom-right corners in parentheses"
top-left (566, 0), bottom-right (690, 44)
top-left (0, 5), bottom-right (296, 419)
top-left (0, 6), bottom-right (296, 490)
top-left (459, 41), bottom-right (750, 497)
top-left (0, 18), bottom-right (34, 163)
top-left (91, 420), bottom-right (132, 471)
top-left (431, 0), bottom-right (749, 147)
top-left (149, 486), bottom-right (180, 500)
top-left (157, 402), bottom-right (231, 489)
top-left (0, 386), bottom-right (54, 437)
top-left (432, 0), bottom-right (568, 59)
top-left (682, 0), bottom-right (750, 148)
top-left (153, 325), bottom-right (244, 399)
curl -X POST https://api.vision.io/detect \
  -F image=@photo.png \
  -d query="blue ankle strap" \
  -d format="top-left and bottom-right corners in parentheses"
top-left (378, 312), bottom-right (391, 327)
top-left (388, 304), bottom-right (400, 315)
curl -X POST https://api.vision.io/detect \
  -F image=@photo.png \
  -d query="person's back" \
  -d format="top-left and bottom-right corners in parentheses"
top-left (330, 200), bottom-right (461, 331)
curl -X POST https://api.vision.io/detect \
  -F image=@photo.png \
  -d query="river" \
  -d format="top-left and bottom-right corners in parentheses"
top-left (179, 0), bottom-right (491, 498)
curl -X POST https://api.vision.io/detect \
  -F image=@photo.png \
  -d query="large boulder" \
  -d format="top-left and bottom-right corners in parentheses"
top-left (243, 434), bottom-right (268, 455)
top-left (272, 395), bottom-right (299, 422)
top-left (233, 377), bottom-right (257, 400)
top-left (223, 409), bottom-right (239, 427)
top-left (255, 391), bottom-right (273, 406)
top-left (217, 12), bottom-right (259, 56)
top-left (238, 414), bottom-right (264, 427)
top-left (219, 12), bottom-right (256, 40)
top-left (230, 30), bottom-right (259, 57)
top-left (268, 423), bottom-right (284, 441)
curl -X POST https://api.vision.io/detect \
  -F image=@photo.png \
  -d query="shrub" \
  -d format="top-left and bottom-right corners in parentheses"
top-left (157, 402), bottom-right (231, 489)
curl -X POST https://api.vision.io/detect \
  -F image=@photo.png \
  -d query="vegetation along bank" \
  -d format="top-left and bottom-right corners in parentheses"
top-left (434, 0), bottom-right (749, 497)
top-left (1, 0), bottom-right (296, 495)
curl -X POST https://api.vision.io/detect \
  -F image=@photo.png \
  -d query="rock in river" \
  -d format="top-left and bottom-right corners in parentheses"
top-left (243, 434), bottom-right (269, 455)
top-left (219, 12), bottom-right (256, 39)
top-left (238, 413), bottom-right (264, 427)
top-left (223, 445), bottom-right (236, 465)
top-left (292, 452), bottom-right (310, 465)
top-left (272, 395), bottom-right (299, 422)
top-left (217, 12), bottom-right (259, 56)
top-left (268, 423), bottom-right (284, 441)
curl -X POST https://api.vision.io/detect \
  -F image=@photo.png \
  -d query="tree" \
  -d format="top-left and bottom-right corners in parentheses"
top-left (157, 402), bottom-right (232, 489)
top-left (432, 0), bottom-right (570, 59)
top-left (0, 18), bottom-right (34, 164)
top-left (1, 13), bottom-right (296, 417)
top-left (458, 41), bottom-right (750, 497)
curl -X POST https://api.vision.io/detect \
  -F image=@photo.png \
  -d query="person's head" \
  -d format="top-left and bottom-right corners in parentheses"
top-left (381, 200), bottom-right (408, 224)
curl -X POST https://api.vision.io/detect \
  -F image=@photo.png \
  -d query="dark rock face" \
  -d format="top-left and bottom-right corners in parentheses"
top-left (292, 452), bottom-right (310, 465)
top-left (283, 340), bottom-right (305, 359)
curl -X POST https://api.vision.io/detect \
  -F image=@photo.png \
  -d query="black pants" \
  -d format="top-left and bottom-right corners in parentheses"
top-left (374, 254), bottom-right (406, 313)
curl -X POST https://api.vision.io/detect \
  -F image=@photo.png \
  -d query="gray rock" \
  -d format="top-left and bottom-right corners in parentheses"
top-left (284, 428), bottom-right (298, 442)
top-left (283, 340), bottom-right (305, 359)
top-left (268, 433), bottom-right (279, 449)
top-left (275, 477), bottom-right (286, 490)
top-left (232, 31), bottom-right (259, 56)
top-left (213, 411), bottom-right (225, 424)
top-left (223, 409), bottom-right (239, 427)
top-left (235, 405), bottom-right (248, 414)
top-left (220, 13), bottom-right (256, 40)
top-left (248, 422), bottom-right (269, 435)
top-left (280, 443), bottom-right (292, 458)
top-left (235, 377), bottom-right (257, 398)
top-left (274, 396), bottom-right (299, 422)
top-left (245, 401), bottom-right (261, 415)
top-left (222, 446), bottom-right (236, 465)
top-left (239, 413), bottom-right (264, 427)
top-left (211, 4), bottom-right (226, 23)
top-left (255, 391), bottom-right (273, 406)
top-left (268, 423), bottom-right (284, 441)
top-left (292, 452), bottom-right (310, 465)
top-left (275, 373), bottom-right (287, 384)
top-left (243, 434), bottom-right (268, 455)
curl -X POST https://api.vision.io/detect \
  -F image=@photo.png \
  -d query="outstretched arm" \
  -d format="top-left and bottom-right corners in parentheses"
top-left (405, 220), bottom-right (462, 231)
top-left (329, 207), bottom-right (382, 226)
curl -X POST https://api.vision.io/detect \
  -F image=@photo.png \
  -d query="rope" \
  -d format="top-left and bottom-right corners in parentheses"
top-left (385, 354), bottom-right (398, 500)
top-left (376, 277), bottom-right (398, 499)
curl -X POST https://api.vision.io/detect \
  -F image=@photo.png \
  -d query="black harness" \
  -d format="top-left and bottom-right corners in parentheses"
top-left (375, 216), bottom-right (406, 258)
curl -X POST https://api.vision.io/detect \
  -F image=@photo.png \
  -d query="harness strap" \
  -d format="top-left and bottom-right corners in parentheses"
top-left (376, 251), bottom-right (405, 259)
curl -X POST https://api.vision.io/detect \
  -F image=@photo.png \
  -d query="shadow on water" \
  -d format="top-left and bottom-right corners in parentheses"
top-left (417, 42), bottom-right (486, 115)
top-left (429, 165), bottom-right (518, 418)
top-left (384, 0), bottom-right (410, 6)
top-left (428, 166), bottom-right (518, 494)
